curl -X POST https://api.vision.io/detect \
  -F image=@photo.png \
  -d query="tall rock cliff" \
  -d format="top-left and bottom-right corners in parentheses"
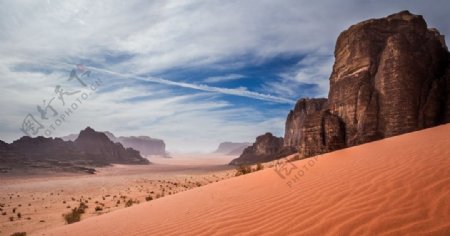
top-left (328, 10), bottom-right (450, 146)
top-left (104, 132), bottom-right (166, 156)
top-left (242, 11), bottom-right (450, 164)
top-left (297, 110), bottom-right (346, 157)
top-left (231, 11), bottom-right (449, 164)
top-left (283, 11), bottom-right (450, 158)
top-left (229, 133), bottom-right (286, 165)
top-left (284, 98), bottom-right (328, 148)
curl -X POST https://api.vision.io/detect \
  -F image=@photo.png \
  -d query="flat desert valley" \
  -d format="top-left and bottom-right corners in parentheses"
top-left (0, 124), bottom-right (446, 235)
top-left (0, 154), bottom-right (237, 235)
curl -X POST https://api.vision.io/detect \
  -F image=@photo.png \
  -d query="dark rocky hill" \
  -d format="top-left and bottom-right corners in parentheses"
top-left (0, 127), bottom-right (149, 174)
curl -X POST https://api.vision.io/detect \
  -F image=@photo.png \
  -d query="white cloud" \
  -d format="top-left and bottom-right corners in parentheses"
top-left (203, 74), bottom-right (245, 83)
top-left (265, 53), bottom-right (334, 98)
top-left (87, 65), bottom-right (296, 104)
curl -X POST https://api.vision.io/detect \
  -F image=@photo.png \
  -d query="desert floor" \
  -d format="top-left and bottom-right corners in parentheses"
top-left (38, 124), bottom-right (450, 236)
top-left (0, 153), bottom-right (237, 236)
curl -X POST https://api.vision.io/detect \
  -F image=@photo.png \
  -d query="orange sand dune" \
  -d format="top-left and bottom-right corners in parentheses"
top-left (38, 124), bottom-right (450, 236)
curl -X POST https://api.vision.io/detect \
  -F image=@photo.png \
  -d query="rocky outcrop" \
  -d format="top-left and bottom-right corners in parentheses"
top-left (104, 132), bottom-right (166, 156)
top-left (60, 134), bottom-right (78, 142)
top-left (288, 11), bottom-right (450, 158)
top-left (230, 133), bottom-right (291, 165)
top-left (284, 98), bottom-right (328, 148)
top-left (241, 11), bottom-right (450, 164)
top-left (297, 110), bottom-right (346, 157)
top-left (0, 127), bottom-right (149, 174)
top-left (75, 127), bottom-right (148, 164)
top-left (328, 10), bottom-right (450, 146)
top-left (214, 142), bottom-right (251, 155)
top-left (63, 131), bottom-right (167, 156)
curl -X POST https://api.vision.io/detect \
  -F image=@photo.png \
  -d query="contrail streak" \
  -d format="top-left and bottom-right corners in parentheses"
top-left (86, 66), bottom-right (296, 104)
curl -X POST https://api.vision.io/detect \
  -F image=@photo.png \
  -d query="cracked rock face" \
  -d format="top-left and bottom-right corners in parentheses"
top-left (328, 10), bottom-right (450, 146)
top-left (234, 11), bottom-right (450, 164)
top-left (285, 11), bottom-right (450, 159)
top-left (284, 98), bottom-right (328, 148)
top-left (229, 133), bottom-right (285, 165)
top-left (298, 110), bottom-right (346, 158)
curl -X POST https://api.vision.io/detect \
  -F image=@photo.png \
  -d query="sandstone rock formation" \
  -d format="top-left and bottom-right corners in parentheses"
top-left (104, 132), bottom-right (167, 156)
top-left (328, 10), bottom-right (450, 147)
top-left (229, 133), bottom-right (289, 165)
top-left (284, 11), bottom-right (450, 158)
top-left (0, 127), bottom-right (149, 174)
top-left (75, 127), bottom-right (148, 164)
top-left (63, 131), bottom-right (167, 157)
top-left (214, 142), bottom-right (251, 155)
top-left (284, 98), bottom-right (328, 148)
top-left (240, 11), bottom-right (450, 164)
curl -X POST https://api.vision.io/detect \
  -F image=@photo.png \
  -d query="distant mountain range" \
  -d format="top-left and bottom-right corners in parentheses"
top-left (62, 131), bottom-right (167, 157)
top-left (213, 142), bottom-right (251, 156)
top-left (0, 127), bottom-right (149, 174)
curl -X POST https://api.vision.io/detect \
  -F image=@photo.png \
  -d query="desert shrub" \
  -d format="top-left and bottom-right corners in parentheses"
top-left (9, 216), bottom-right (14, 221)
top-left (125, 199), bottom-right (134, 207)
top-left (10, 232), bottom-right (26, 236)
top-left (256, 163), bottom-right (264, 171)
top-left (64, 208), bottom-right (81, 224)
top-left (17, 212), bottom-right (21, 218)
top-left (95, 206), bottom-right (102, 212)
top-left (145, 196), bottom-right (153, 201)
top-left (235, 165), bottom-right (252, 176)
top-left (78, 202), bottom-right (88, 214)
top-left (289, 154), bottom-right (300, 162)
top-left (63, 202), bottom-right (87, 224)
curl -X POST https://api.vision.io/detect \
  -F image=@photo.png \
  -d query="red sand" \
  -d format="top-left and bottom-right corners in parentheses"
top-left (38, 124), bottom-right (450, 236)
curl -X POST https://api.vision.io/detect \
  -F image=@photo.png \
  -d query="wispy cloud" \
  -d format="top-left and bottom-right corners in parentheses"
top-left (86, 66), bottom-right (295, 104)
top-left (203, 74), bottom-right (246, 83)
top-left (264, 53), bottom-right (334, 98)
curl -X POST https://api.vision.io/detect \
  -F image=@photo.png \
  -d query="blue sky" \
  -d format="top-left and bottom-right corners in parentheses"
top-left (0, 0), bottom-right (449, 152)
